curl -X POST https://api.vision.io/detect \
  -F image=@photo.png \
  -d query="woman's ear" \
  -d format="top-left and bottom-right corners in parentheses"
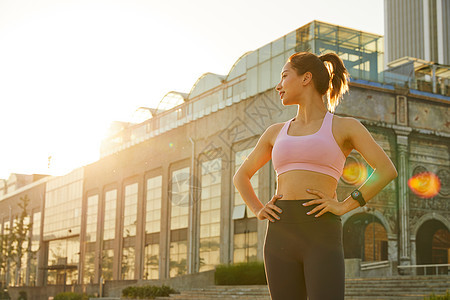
top-left (302, 72), bottom-right (312, 85)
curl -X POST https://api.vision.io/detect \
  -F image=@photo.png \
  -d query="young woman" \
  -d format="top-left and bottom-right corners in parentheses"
top-left (233, 52), bottom-right (398, 300)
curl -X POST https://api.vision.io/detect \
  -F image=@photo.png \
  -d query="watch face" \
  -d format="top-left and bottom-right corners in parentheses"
top-left (352, 190), bottom-right (360, 198)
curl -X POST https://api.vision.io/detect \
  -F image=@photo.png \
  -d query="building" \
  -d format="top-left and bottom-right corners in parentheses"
top-left (0, 20), bottom-right (449, 293)
top-left (384, 0), bottom-right (450, 65)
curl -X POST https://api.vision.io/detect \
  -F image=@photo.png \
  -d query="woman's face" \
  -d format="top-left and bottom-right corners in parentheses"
top-left (275, 62), bottom-right (306, 105)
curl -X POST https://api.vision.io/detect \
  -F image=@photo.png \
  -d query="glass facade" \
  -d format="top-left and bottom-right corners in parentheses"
top-left (83, 195), bottom-right (98, 284)
top-left (121, 247), bottom-right (135, 280)
top-left (146, 176), bottom-right (162, 234)
top-left (102, 189), bottom-right (117, 280)
top-left (103, 190), bottom-right (117, 240)
top-left (47, 237), bottom-right (79, 285)
top-left (121, 183), bottom-right (138, 280)
top-left (169, 167), bottom-right (190, 277)
top-left (199, 159), bottom-right (221, 272)
top-left (101, 249), bottom-right (114, 281)
top-left (144, 176), bottom-right (162, 280)
top-left (144, 243), bottom-right (159, 280)
top-left (123, 183), bottom-right (138, 238)
top-left (233, 149), bottom-right (259, 263)
top-left (29, 211), bottom-right (41, 286)
top-left (43, 168), bottom-right (84, 240)
top-left (234, 148), bottom-right (259, 218)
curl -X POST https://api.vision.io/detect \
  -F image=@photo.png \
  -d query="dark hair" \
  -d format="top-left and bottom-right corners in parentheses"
top-left (288, 52), bottom-right (349, 112)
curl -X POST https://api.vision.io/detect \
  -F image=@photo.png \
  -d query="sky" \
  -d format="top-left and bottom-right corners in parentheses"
top-left (0, 0), bottom-right (384, 180)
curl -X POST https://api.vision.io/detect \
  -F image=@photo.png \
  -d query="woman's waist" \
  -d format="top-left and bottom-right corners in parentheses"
top-left (272, 199), bottom-right (341, 223)
top-left (276, 171), bottom-right (338, 199)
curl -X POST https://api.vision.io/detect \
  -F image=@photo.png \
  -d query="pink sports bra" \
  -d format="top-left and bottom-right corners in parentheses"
top-left (271, 111), bottom-right (346, 181)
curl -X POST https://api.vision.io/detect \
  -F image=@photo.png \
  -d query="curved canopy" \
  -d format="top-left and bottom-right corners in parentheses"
top-left (189, 73), bottom-right (225, 99)
top-left (227, 51), bottom-right (251, 81)
top-left (157, 91), bottom-right (189, 111)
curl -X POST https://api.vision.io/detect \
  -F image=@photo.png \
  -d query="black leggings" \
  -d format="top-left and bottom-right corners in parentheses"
top-left (263, 199), bottom-right (345, 300)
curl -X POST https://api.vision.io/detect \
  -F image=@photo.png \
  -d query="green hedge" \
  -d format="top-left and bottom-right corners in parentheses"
top-left (215, 261), bottom-right (267, 285)
top-left (54, 292), bottom-right (92, 300)
top-left (424, 290), bottom-right (450, 300)
top-left (122, 285), bottom-right (178, 299)
top-left (0, 290), bottom-right (11, 300)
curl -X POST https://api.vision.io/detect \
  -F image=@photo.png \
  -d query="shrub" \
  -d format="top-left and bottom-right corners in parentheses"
top-left (121, 285), bottom-right (178, 299)
top-left (424, 290), bottom-right (450, 300)
top-left (215, 261), bottom-right (267, 285)
top-left (53, 292), bottom-right (91, 300)
top-left (54, 292), bottom-right (82, 300)
top-left (18, 291), bottom-right (27, 300)
top-left (0, 290), bottom-right (11, 300)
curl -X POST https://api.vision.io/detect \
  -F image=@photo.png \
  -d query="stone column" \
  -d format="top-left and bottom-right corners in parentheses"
top-left (394, 126), bottom-right (412, 274)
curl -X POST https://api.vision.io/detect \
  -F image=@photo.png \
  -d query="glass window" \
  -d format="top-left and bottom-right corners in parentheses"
top-left (123, 183), bottom-right (138, 238)
top-left (272, 37), bottom-right (284, 56)
top-left (170, 168), bottom-right (190, 230)
top-left (233, 231), bottom-right (258, 263)
top-left (121, 246), bottom-right (135, 280)
top-left (103, 190), bottom-right (117, 240)
top-left (228, 55), bottom-right (247, 80)
top-left (246, 67), bottom-right (258, 97)
top-left (85, 195), bottom-right (98, 243)
top-left (29, 212), bottom-right (41, 286)
top-left (43, 168), bottom-right (84, 240)
top-left (247, 51), bottom-right (258, 68)
top-left (146, 176), bottom-right (162, 234)
top-left (234, 149), bottom-right (258, 218)
top-left (271, 54), bottom-right (285, 88)
top-left (285, 31), bottom-right (297, 50)
top-left (47, 237), bottom-right (79, 285)
top-left (169, 167), bottom-right (190, 277)
top-left (169, 238), bottom-right (187, 277)
top-left (258, 60), bottom-right (271, 92)
top-left (258, 43), bottom-right (271, 63)
top-left (199, 159), bottom-right (221, 272)
top-left (83, 248), bottom-right (95, 284)
top-left (144, 243), bottom-right (159, 280)
top-left (101, 249), bottom-right (114, 281)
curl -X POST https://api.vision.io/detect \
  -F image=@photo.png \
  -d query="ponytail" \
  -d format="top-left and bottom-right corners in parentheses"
top-left (319, 53), bottom-right (349, 113)
top-left (288, 52), bottom-right (349, 113)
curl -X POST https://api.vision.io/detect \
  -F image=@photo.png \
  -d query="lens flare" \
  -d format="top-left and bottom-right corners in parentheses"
top-left (408, 172), bottom-right (441, 198)
top-left (342, 162), bottom-right (368, 185)
top-left (169, 142), bottom-right (174, 148)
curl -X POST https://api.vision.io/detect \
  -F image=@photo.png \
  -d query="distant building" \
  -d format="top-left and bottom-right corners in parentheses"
top-left (0, 20), bottom-right (448, 292)
top-left (384, 0), bottom-right (450, 65)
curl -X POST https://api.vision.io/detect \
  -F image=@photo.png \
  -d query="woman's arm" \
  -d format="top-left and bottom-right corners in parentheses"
top-left (339, 118), bottom-right (398, 213)
top-left (305, 117), bottom-right (398, 217)
top-left (233, 124), bottom-right (283, 221)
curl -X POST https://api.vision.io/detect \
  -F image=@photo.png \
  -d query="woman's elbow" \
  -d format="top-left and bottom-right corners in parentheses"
top-left (233, 171), bottom-right (242, 187)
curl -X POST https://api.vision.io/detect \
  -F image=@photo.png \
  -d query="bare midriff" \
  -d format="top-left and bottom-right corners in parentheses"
top-left (275, 169), bottom-right (338, 200)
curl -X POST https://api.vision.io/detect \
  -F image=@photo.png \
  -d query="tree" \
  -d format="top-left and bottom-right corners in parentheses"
top-left (0, 223), bottom-right (12, 287)
top-left (0, 195), bottom-right (33, 287)
top-left (12, 195), bottom-right (33, 285)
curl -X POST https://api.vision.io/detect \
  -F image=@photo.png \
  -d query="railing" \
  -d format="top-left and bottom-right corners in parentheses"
top-left (398, 263), bottom-right (450, 275)
top-left (361, 260), bottom-right (390, 271)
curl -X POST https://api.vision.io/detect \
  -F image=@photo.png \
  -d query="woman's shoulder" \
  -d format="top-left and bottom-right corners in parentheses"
top-left (332, 114), bottom-right (363, 129)
top-left (332, 114), bottom-right (366, 137)
top-left (260, 122), bottom-right (287, 145)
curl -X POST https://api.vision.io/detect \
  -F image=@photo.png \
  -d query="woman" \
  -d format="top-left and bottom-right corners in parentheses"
top-left (233, 52), bottom-right (398, 300)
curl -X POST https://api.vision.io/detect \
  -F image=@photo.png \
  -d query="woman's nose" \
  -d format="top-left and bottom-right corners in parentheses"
top-left (275, 82), bottom-right (281, 91)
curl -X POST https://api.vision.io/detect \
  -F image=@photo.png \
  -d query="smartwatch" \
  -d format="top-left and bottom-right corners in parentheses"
top-left (351, 189), bottom-right (366, 207)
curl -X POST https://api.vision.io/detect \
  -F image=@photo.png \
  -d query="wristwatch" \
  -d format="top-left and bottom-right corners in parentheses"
top-left (351, 189), bottom-right (366, 206)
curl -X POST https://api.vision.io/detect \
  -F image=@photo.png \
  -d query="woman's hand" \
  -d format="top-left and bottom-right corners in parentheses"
top-left (303, 189), bottom-right (347, 217)
top-left (256, 194), bottom-right (283, 222)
